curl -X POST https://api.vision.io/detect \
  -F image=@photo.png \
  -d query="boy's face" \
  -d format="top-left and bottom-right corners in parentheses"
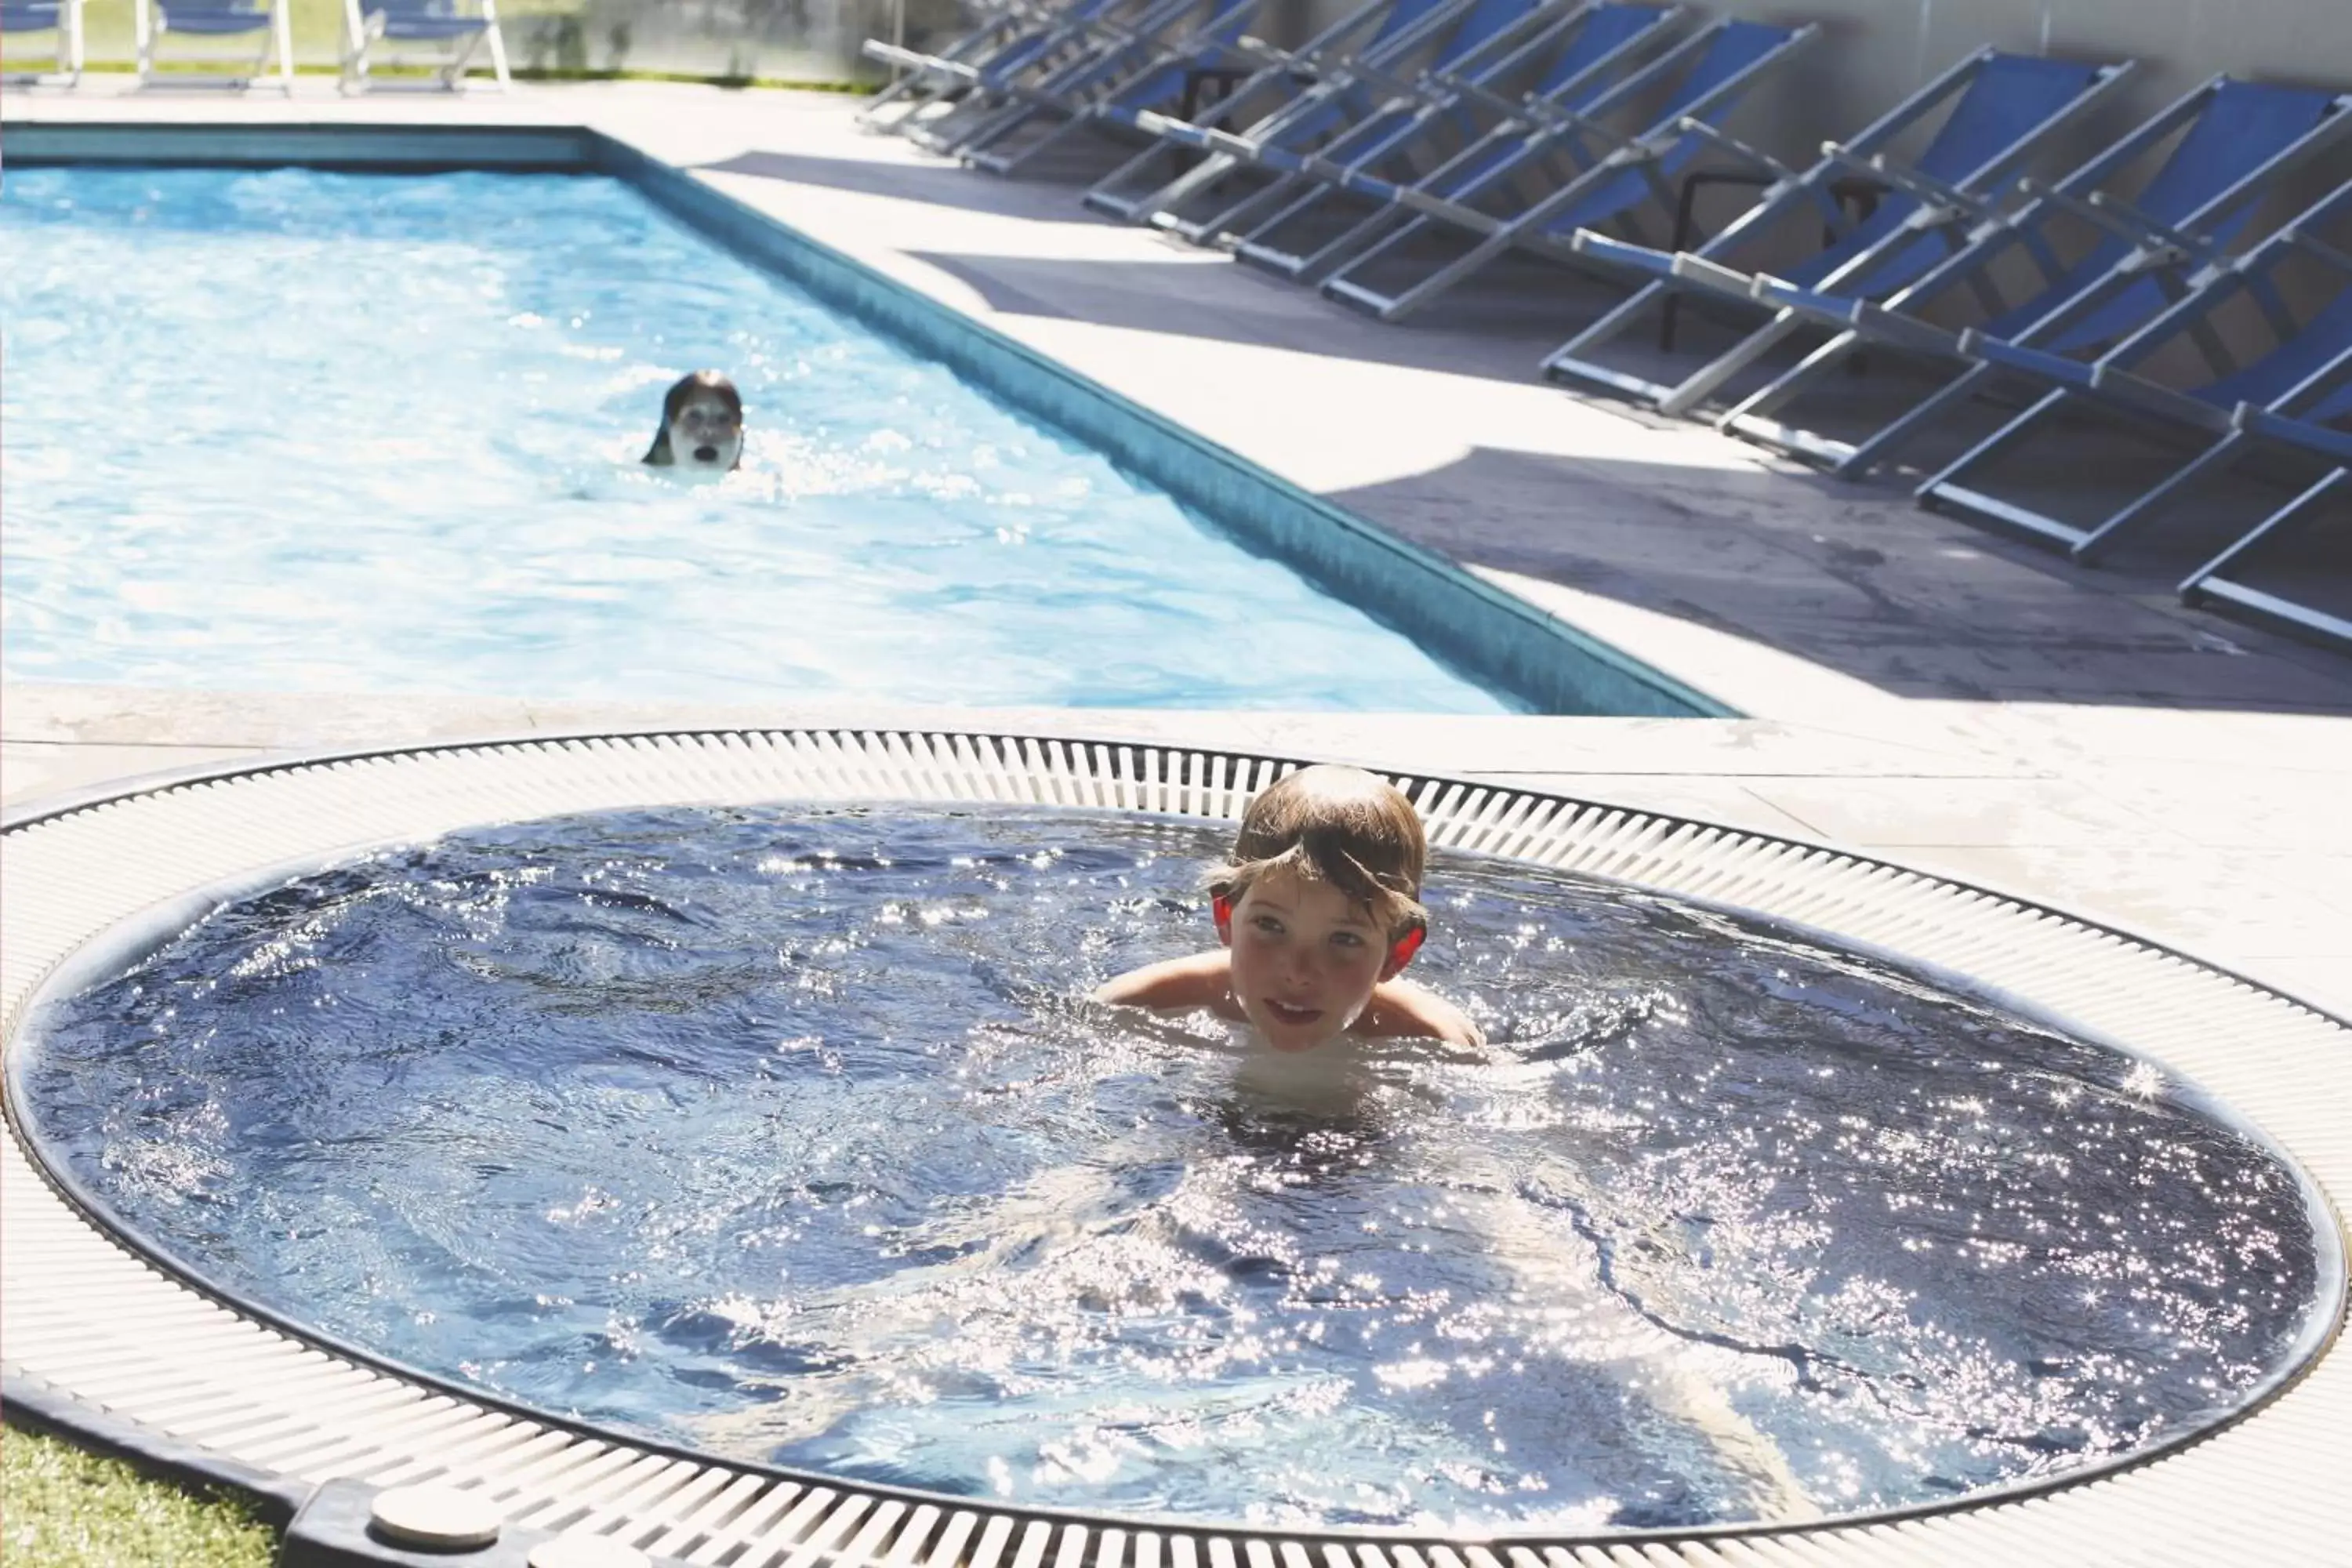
top-left (1221, 866), bottom-right (1401, 1053)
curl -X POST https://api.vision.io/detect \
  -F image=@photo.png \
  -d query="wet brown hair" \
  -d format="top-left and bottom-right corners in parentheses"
top-left (1210, 764), bottom-right (1428, 938)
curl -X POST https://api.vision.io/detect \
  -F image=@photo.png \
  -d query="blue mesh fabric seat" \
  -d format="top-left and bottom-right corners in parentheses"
top-left (1081, 0), bottom-right (1492, 223)
top-left (1309, 17), bottom-right (1817, 323)
top-left (891, 0), bottom-right (1223, 157)
top-left (1232, 1), bottom-right (1683, 279)
top-left (1544, 47), bottom-right (2134, 418)
top-left (136, 0), bottom-right (291, 89)
top-left (947, 0), bottom-right (1279, 175)
top-left (860, 0), bottom-right (1166, 136)
top-left (1907, 179), bottom-right (2352, 612)
top-left (1110, 0), bottom-right (1582, 244)
top-left (2, 0), bottom-right (84, 85)
top-left (340, 0), bottom-right (508, 91)
top-left (1706, 76), bottom-right (2350, 476)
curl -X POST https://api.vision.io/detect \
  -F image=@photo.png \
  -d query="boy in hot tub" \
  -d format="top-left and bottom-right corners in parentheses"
top-left (1094, 764), bottom-right (1483, 1054)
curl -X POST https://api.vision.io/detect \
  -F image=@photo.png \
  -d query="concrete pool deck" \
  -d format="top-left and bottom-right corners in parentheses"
top-left (3, 78), bottom-right (2350, 1020)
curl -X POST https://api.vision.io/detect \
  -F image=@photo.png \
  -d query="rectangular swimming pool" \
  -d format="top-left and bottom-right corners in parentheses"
top-left (0, 142), bottom-right (1716, 717)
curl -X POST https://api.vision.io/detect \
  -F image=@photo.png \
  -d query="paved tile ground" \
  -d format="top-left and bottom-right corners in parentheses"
top-left (5, 78), bottom-right (2348, 1018)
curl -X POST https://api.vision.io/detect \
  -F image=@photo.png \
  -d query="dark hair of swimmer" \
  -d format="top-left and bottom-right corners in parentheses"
top-left (643, 371), bottom-right (746, 470)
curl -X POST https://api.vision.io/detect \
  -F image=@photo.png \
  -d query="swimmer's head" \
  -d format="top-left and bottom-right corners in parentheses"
top-left (1209, 764), bottom-right (1429, 956)
top-left (1208, 766), bottom-right (1432, 1052)
top-left (643, 371), bottom-right (744, 472)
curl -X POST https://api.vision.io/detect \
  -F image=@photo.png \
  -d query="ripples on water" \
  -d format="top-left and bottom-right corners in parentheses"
top-left (0, 168), bottom-right (1508, 712)
top-left (20, 807), bottom-right (2332, 1531)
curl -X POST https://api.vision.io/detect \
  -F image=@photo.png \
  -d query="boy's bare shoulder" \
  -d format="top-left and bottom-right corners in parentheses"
top-left (1360, 978), bottom-right (1486, 1051)
top-left (1094, 950), bottom-right (1232, 1011)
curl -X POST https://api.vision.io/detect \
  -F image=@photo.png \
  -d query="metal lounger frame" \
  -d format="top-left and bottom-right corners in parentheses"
top-left (1543, 48), bottom-right (2137, 417)
top-left (1128, 0), bottom-right (1589, 244)
top-left (1717, 77), bottom-right (2352, 476)
top-left (135, 0), bottom-right (293, 92)
top-left (1911, 179), bottom-right (2352, 575)
top-left (339, 0), bottom-right (510, 93)
top-left (1229, 1), bottom-right (1685, 278)
top-left (1313, 17), bottom-right (1818, 325)
top-left (956, 0), bottom-right (1274, 174)
top-left (1079, 0), bottom-right (1492, 223)
top-left (1, 0), bottom-right (85, 85)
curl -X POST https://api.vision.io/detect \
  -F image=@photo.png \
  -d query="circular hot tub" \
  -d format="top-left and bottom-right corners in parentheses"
top-left (3, 730), bottom-right (2346, 1566)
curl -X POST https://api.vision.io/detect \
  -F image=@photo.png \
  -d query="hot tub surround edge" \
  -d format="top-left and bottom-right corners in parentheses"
top-left (3, 730), bottom-right (2347, 1564)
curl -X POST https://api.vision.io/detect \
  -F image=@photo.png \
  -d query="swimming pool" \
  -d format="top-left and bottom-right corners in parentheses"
top-left (0, 165), bottom-right (1523, 712)
top-left (20, 799), bottom-right (2335, 1534)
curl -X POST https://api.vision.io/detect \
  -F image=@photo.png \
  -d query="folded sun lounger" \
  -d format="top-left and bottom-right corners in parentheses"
top-left (1312, 16), bottom-right (1817, 324)
top-left (340, 0), bottom-right (508, 92)
top-left (1079, 0), bottom-right (1482, 223)
top-left (1232, 1), bottom-right (1683, 279)
top-left (861, 0), bottom-right (1172, 144)
top-left (956, 0), bottom-right (1273, 175)
top-left (1112, 0), bottom-right (1584, 245)
top-left (901, 0), bottom-right (1219, 156)
top-left (1711, 75), bottom-right (2351, 474)
top-left (1912, 178), bottom-right (2352, 581)
top-left (136, 0), bottom-right (292, 90)
top-left (858, 0), bottom-right (1105, 132)
top-left (1544, 47), bottom-right (2135, 416)
top-left (2, 0), bottom-right (84, 86)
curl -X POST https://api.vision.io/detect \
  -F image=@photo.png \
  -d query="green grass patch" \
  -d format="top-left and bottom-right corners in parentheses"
top-left (2, 1425), bottom-right (278, 1568)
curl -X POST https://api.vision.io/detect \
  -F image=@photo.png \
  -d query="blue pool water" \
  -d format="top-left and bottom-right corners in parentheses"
top-left (19, 807), bottom-right (2333, 1531)
top-left (0, 169), bottom-right (1514, 711)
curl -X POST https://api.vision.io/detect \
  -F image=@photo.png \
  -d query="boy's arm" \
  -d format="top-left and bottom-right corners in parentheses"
top-left (1359, 978), bottom-right (1486, 1051)
top-left (1094, 950), bottom-right (1235, 1012)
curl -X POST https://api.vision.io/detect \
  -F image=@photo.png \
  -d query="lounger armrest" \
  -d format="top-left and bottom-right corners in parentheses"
top-left (2282, 227), bottom-right (2352, 281)
top-left (1675, 117), bottom-right (1798, 185)
top-left (1230, 34), bottom-right (1319, 78)
top-left (1425, 70), bottom-right (1530, 123)
top-left (2234, 401), bottom-right (2352, 463)
top-left (2088, 362), bottom-right (2234, 432)
top-left (1818, 141), bottom-right (1998, 224)
top-left (1520, 95), bottom-right (1641, 154)
top-left (2015, 177), bottom-right (2218, 264)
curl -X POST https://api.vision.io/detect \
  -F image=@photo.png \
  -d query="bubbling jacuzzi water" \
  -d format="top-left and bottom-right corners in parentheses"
top-left (17, 806), bottom-right (2334, 1533)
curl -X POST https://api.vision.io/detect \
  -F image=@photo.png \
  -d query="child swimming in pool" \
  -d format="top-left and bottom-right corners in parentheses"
top-left (1095, 764), bottom-right (1483, 1052)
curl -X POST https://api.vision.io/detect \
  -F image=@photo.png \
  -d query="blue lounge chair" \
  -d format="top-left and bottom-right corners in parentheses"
top-left (856, 0), bottom-right (1068, 130)
top-left (1913, 180), bottom-right (2352, 571)
top-left (340, 0), bottom-right (508, 91)
top-left (906, 0), bottom-right (1243, 158)
top-left (136, 0), bottom-right (292, 89)
top-left (2, 0), bottom-right (83, 85)
top-left (1116, 0), bottom-right (1578, 245)
top-left (2179, 419), bottom-right (2352, 652)
top-left (1232, 1), bottom-right (1683, 278)
top-left (958, 0), bottom-right (1274, 174)
top-left (1316, 16), bottom-right (1817, 324)
top-left (1547, 48), bottom-right (2135, 416)
top-left (859, 0), bottom-right (1104, 132)
top-left (862, 0), bottom-right (1171, 143)
top-left (1080, 0), bottom-right (1479, 223)
top-left (1712, 76), bottom-right (2351, 474)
